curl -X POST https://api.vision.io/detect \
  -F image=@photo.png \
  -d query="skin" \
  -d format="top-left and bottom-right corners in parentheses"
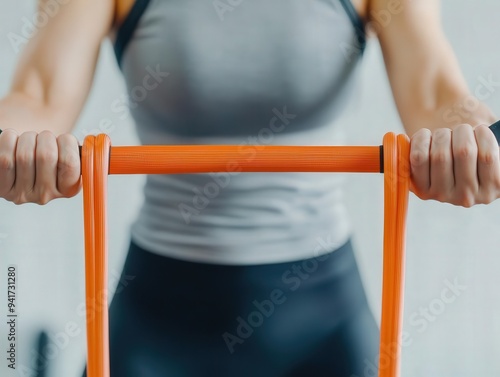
top-left (0, 0), bottom-right (498, 207)
top-left (370, 0), bottom-right (499, 207)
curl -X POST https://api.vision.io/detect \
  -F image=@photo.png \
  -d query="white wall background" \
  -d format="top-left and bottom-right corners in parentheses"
top-left (1, 1), bottom-right (500, 376)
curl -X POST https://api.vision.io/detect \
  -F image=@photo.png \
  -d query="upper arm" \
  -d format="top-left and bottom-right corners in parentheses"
top-left (9, 0), bottom-right (115, 128)
top-left (369, 0), bottom-right (471, 133)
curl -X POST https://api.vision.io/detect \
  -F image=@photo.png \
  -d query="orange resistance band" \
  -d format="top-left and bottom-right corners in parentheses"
top-left (379, 133), bottom-right (410, 377)
top-left (107, 145), bottom-right (382, 174)
top-left (81, 134), bottom-right (409, 377)
top-left (82, 134), bottom-right (111, 377)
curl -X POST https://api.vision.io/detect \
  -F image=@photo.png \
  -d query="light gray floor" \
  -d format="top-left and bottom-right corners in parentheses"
top-left (1, 1), bottom-right (500, 376)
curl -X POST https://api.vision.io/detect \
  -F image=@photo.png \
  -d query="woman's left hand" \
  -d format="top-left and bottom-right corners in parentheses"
top-left (410, 124), bottom-right (500, 207)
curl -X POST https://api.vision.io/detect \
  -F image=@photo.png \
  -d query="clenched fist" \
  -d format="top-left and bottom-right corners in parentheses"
top-left (0, 129), bottom-right (81, 205)
top-left (410, 124), bottom-right (500, 207)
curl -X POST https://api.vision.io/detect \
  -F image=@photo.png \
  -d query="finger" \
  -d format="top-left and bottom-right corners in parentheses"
top-left (452, 124), bottom-right (478, 206)
top-left (0, 129), bottom-right (18, 197)
top-left (56, 133), bottom-right (82, 197)
top-left (474, 124), bottom-right (500, 204)
top-left (410, 128), bottom-right (431, 198)
top-left (429, 128), bottom-right (454, 201)
top-left (13, 131), bottom-right (37, 203)
top-left (34, 131), bottom-right (61, 204)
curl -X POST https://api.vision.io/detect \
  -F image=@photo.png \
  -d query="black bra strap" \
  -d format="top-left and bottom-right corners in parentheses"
top-left (338, 0), bottom-right (366, 49)
top-left (114, 0), bottom-right (152, 68)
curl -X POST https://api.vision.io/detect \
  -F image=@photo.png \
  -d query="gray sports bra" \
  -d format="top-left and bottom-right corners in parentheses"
top-left (115, 0), bottom-right (366, 264)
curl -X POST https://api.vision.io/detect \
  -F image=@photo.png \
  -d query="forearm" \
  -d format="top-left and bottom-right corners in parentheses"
top-left (373, 0), bottom-right (497, 136)
top-left (392, 42), bottom-right (497, 135)
top-left (401, 89), bottom-right (497, 137)
top-left (0, 0), bottom-right (114, 137)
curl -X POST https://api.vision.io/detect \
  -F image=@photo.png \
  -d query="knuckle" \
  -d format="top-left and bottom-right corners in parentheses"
top-left (33, 186), bottom-right (53, 205)
top-left (461, 198), bottom-right (475, 208)
top-left (58, 154), bottom-right (80, 172)
top-left (410, 150), bottom-right (427, 167)
top-left (455, 192), bottom-right (475, 208)
top-left (16, 151), bottom-right (33, 166)
top-left (478, 152), bottom-right (496, 167)
top-left (431, 151), bottom-right (448, 164)
top-left (0, 154), bottom-right (14, 171)
top-left (37, 149), bottom-right (58, 165)
top-left (35, 193), bottom-right (52, 206)
top-left (428, 188), bottom-right (447, 203)
top-left (478, 193), bottom-right (495, 205)
top-left (11, 194), bottom-right (27, 206)
top-left (415, 190), bottom-right (430, 201)
top-left (58, 143), bottom-right (80, 172)
top-left (436, 193), bottom-right (449, 203)
top-left (455, 145), bottom-right (475, 161)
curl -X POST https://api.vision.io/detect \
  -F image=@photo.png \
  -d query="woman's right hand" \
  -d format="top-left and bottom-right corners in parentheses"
top-left (0, 0), bottom-right (115, 205)
top-left (0, 129), bottom-right (82, 205)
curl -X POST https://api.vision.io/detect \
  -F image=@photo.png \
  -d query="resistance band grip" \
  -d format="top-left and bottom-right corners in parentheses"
top-left (379, 145), bottom-right (384, 173)
top-left (1, 121), bottom-right (500, 173)
top-left (489, 119), bottom-right (500, 143)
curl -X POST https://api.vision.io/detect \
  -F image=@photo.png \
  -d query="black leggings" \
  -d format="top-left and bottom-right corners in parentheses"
top-left (83, 238), bottom-right (379, 377)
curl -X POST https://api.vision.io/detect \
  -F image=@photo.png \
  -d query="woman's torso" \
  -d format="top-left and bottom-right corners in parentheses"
top-left (112, 0), bottom-right (367, 264)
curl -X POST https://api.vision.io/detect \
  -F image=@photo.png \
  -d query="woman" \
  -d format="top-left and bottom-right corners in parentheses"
top-left (0, 0), bottom-right (498, 376)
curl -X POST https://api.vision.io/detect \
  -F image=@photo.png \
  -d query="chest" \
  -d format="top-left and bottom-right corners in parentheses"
top-left (113, 0), bottom-right (365, 137)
